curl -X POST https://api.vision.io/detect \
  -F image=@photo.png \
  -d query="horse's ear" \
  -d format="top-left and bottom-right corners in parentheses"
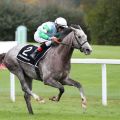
top-left (78, 25), bottom-right (81, 29)
top-left (70, 26), bottom-right (76, 31)
top-left (70, 24), bottom-right (81, 30)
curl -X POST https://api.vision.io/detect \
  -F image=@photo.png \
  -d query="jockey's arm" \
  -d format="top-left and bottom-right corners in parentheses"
top-left (37, 29), bottom-right (59, 43)
top-left (35, 22), bottom-right (60, 45)
top-left (37, 23), bottom-right (52, 41)
top-left (38, 31), bottom-right (50, 40)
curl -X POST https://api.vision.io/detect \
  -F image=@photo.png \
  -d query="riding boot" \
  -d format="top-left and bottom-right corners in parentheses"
top-left (30, 44), bottom-right (46, 59)
top-left (40, 43), bottom-right (47, 49)
top-left (30, 49), bottom-right (39, 59)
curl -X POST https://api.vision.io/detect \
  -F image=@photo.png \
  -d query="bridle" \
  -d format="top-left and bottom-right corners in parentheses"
top-left (58, 31), bottom-right (88, 51)
top-left (74, 32), bottom-right (88, 51)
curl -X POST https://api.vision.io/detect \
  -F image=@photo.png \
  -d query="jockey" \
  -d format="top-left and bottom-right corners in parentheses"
top-left (30, 17), bottom-right (68, 59)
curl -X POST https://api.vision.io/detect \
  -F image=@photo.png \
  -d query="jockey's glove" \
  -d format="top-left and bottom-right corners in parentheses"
top-left (50, 36), bottom-right (60, 46)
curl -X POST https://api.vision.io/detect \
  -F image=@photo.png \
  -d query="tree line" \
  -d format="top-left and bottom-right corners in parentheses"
top-left (0, 0), bottom-right (90, 43)
top-left (0, 0), bottom-right (119, 45)
top-left (87, 0), bottom-right (120, 45)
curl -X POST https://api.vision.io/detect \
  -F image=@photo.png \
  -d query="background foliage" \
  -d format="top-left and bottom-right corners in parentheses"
top-left (0, 0), bottom-right (119, 45)
top-left (87, 0), bottom-right (120, 45)
top-left (0, 0), bottom-right (90, 42)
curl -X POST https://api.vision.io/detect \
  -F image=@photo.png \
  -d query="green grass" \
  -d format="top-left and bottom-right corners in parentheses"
top-left (72, 45), bottom-right (120, 59)
top-left (0, 45), bottom-right (120, 120)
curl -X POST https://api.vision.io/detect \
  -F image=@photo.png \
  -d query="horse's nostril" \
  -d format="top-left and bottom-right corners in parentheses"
top-left (84, 48), bottom-right (92, 55)
top-left (86, 49), bottom-right (90, 52)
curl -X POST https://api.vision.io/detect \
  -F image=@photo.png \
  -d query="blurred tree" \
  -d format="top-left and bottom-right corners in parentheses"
top-left (87, 0), bottom-right (120, 45)
top-left (80, 0), bottom-right (97, 10)
top-left (0, 0), bottom-right (41, 41)
top-left (0, 0), bottom-right (91, 42)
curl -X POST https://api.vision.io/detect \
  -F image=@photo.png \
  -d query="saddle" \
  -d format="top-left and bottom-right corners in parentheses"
top-left (17, 45), bottom-right (50, 68)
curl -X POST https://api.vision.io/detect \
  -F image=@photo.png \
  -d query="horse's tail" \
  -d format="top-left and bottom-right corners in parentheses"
top-left (0, 53), bottom-right (6, 64)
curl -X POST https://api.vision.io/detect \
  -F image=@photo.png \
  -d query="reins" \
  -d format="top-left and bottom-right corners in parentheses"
top-left (57, 33), bottom-right (87, 50)
top-left (56, 40), bottom-right (75, 49)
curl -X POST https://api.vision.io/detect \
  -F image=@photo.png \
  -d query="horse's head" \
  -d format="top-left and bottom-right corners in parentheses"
top-left (70, 25), bottom-right (92, 55)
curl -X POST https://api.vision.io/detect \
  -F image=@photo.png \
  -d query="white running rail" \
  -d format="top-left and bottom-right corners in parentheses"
top-left (71, 58), bottom-right (120, 106)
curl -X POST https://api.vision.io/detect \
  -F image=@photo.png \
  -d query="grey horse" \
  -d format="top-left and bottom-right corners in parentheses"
top-left (0, 26), bottom-right (92, 114)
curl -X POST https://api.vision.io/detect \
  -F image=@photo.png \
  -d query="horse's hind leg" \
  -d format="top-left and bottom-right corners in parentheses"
top-left (44, 78), bottom-right (64, 101)
top-left (62, 77), bottom-right (87, 108)
top-left (24, 75), bottom-right (33, 114)
top-left (17, 70), bottom-right (44, 101)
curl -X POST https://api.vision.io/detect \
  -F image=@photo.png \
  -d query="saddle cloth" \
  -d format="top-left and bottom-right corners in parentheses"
top-left (17, 45), bottom-right (50, 68)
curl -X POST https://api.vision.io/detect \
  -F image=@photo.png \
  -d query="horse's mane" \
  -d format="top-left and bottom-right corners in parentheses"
top-left (58, 24), bottom-right (81, 40)
top-left (70, 24), bottom-right (81, 29)
top-left (59, 28), bottom-right (72, 40)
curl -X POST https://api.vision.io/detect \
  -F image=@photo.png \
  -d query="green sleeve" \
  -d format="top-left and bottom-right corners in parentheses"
top-left (38, 23), bottom-right (51, 40)
top-left (38, 32), bottom-right (50, 40)
top-left (55, 32), bottom-right (62, 39)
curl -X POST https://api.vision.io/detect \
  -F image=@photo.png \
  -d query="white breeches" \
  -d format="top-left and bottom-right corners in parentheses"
top-left (34, 32), bottom-right (52, 46)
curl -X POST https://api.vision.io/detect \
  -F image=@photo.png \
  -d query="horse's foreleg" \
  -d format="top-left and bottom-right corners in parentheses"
top-left (44, 78), bottom-right (64, 101)
top-left (62, 77), bottom-right (87, 109)
top-left (24, 75), bottom-right (33, 114)
top-left (24, 92), bottom-right (33, 114)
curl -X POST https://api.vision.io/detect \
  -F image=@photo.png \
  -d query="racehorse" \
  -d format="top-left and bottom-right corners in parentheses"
top-left (0, 25), bottom-right (92, 114)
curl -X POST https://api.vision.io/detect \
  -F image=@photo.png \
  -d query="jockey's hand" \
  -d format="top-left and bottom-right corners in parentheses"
top-left (51, 37), bottom-right (60, 44)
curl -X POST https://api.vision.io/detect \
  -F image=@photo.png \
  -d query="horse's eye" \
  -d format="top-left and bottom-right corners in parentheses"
top-left (78, 36), bottom-right (81, 38)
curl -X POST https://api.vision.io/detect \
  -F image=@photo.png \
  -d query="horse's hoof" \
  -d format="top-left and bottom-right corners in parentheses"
top-left (82, 103), bottom-right (87, 109)
top-left (81, 97), bottom-right (87, 109)
top-left (49, 96), bottom-right (58, 101)
top-left (38, 99), bottom-right (45, 104)
top-left (32, 93), bottom-right (45, 103)
top-left (36, 97), bottom-right (45, 104)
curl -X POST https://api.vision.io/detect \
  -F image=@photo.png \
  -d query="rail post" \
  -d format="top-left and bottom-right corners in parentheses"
top-left (10, 25), bottom-right (27, 102)
top-left (10, 73), bottom-right (15, 102)
top-left (102, 64), bottom-right (107, 106)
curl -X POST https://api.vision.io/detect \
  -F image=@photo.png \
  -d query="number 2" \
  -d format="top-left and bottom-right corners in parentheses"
top-left (22, 46), bottom-right (33, 56)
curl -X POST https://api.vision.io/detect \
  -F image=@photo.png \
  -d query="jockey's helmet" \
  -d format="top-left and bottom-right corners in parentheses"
top-left (55, 17), bottom-right (68, 28)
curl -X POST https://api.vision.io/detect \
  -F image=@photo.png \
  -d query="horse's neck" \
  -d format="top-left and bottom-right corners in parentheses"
top-left (56, 32), bottom-right (74, 63)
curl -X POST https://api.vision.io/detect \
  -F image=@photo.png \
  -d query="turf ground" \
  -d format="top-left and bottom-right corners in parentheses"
top-left (0, 45), bottom-right (120, 120)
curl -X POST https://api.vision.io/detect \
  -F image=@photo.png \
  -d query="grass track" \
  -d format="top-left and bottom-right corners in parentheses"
top-left (0, 45), bottom-right (120, 120)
